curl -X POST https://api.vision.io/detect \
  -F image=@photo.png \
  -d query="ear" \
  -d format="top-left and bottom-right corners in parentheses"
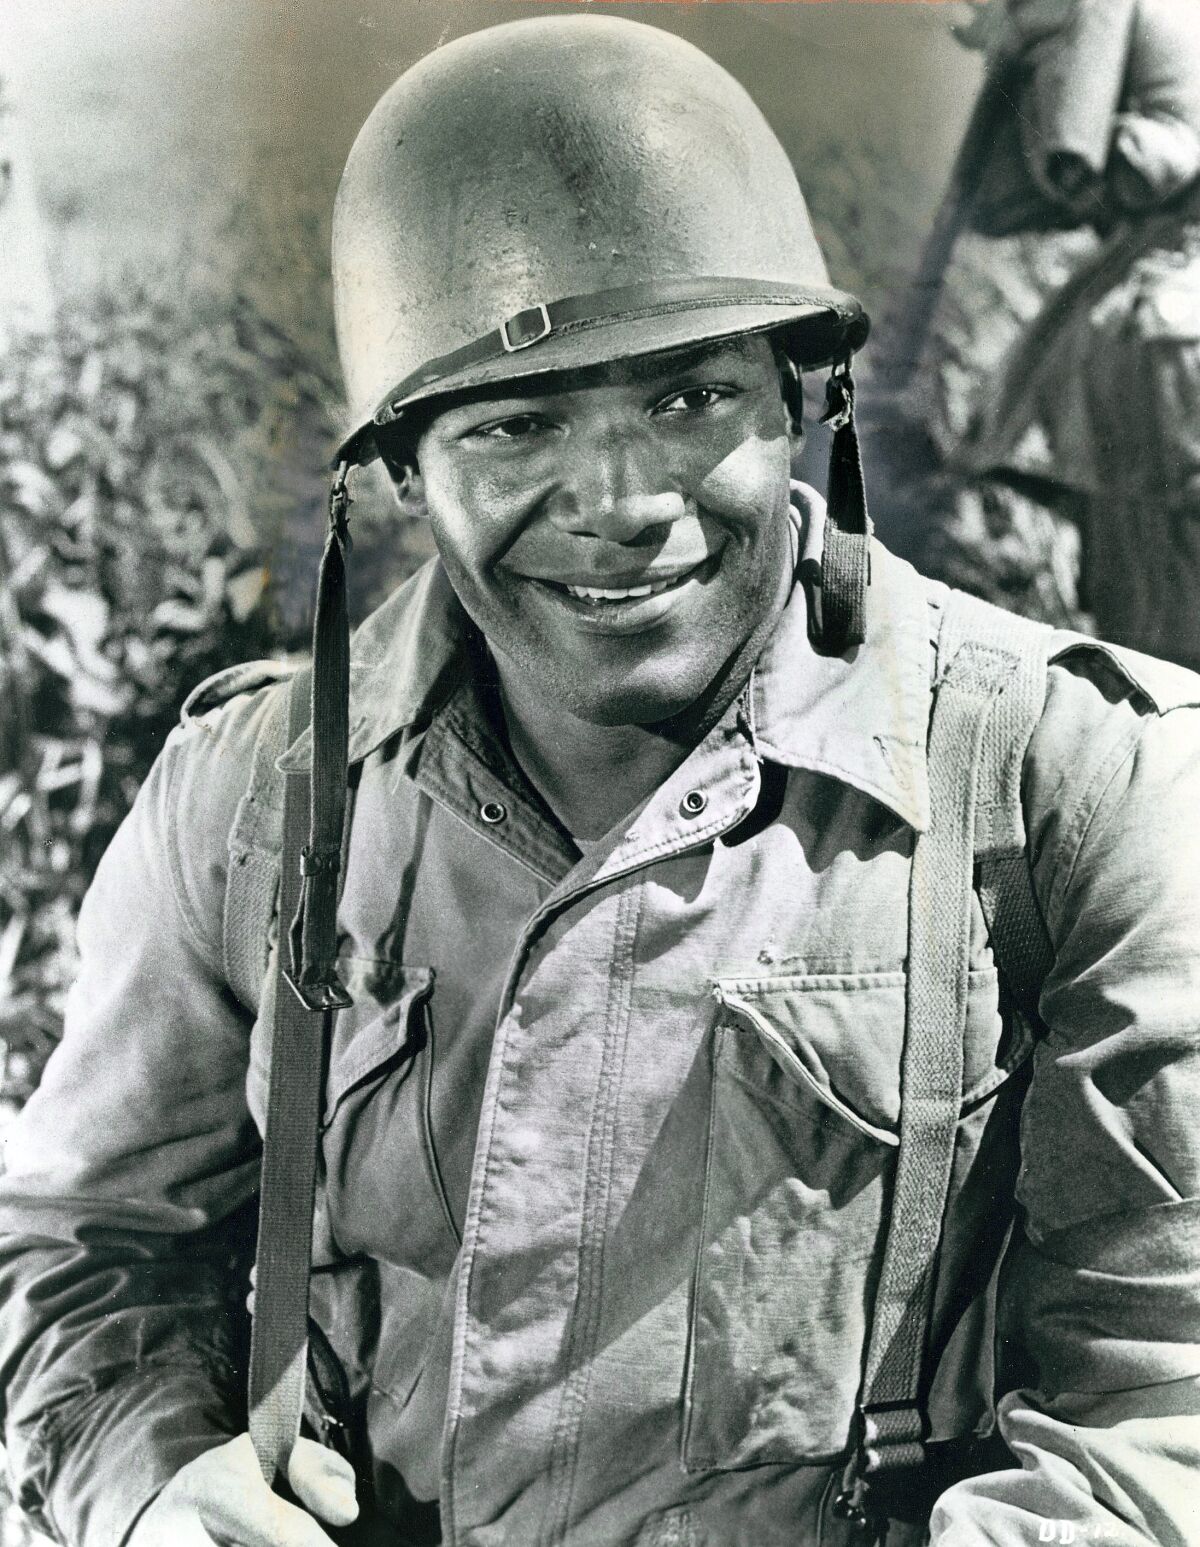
top-left (383, 458), bottom-right (428, 520)
top-left (775, 351), bottom-right (806, 449)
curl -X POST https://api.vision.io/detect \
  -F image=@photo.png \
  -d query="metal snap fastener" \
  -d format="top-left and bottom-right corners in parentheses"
top-left (680, 789), bottom-right (708, 817)
top-left (479, 800), bottom-right (507, 825)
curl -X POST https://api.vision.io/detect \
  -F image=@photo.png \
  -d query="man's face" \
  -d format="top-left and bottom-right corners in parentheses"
top-left (409, 335), bottom-right (797, 725)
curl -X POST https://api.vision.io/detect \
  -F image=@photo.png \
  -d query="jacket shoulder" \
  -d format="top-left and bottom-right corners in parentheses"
top-left (151, 663), bottom-right (299, 967)
top-left (180, 659), bottom-right (296, 726)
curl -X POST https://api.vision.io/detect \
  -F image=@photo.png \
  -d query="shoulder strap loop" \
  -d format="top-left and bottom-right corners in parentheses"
top-left (223, 684), bottom-right (293, 1012)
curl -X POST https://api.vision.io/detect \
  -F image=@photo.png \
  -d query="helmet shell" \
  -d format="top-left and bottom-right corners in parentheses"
top-left (332, 15), bottom-right (868, 463)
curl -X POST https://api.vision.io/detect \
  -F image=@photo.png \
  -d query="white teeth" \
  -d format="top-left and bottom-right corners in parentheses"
top-left (563, 575), bottom-right (682, 602)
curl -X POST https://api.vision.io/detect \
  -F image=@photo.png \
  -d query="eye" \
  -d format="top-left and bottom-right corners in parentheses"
top-left (465, 413), bottom-right (549, 442)
top-left (653, 384), bottom-right (737, 416)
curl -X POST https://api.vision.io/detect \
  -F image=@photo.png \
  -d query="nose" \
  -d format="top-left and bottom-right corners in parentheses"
top-left (546, 424), bottom-right (686, 542)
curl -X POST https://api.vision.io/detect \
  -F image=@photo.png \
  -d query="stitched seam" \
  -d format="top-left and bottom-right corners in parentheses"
top-left (1045, 720), bottom-right (1144, 947)
top-left (682, 1022), bottom-right (724, 1471)
top-left (542, 879), bottom-right (644, 1546)
top-left (162, 734), bottom-right (226, 977)
top-left (441, 921), bottom-right (533, 1540)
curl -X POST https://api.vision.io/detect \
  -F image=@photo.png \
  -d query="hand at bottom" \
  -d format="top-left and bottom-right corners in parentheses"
top-left (127, 1432), bottom-right (359, 1546)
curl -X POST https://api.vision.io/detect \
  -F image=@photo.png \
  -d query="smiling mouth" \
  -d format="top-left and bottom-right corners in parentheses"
top-left (535, 561), bottom-right (709, 607)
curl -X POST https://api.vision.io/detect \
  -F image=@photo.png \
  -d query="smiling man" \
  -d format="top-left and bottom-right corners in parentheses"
top-left (2, 15), bottom-right (1200, 1547)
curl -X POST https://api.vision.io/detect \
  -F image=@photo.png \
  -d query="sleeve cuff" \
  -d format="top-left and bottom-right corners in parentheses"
top-left (27, 1364), bottom-right (239, 1547)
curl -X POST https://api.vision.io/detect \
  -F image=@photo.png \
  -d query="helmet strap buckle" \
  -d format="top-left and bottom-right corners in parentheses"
top-left (500, 302), bottom-right (552, 352)
top-left (820, 358), bottom-right (855, 432)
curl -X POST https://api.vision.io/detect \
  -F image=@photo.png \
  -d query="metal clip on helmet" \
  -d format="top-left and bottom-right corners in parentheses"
top-left (295, 16), bottom-right (872, 1001)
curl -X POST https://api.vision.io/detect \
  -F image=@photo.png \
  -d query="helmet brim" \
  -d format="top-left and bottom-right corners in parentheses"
top-left (336, 289), bottom-right (868, 467)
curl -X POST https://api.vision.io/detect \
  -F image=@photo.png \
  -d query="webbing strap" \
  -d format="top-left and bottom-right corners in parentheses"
top-left (859, 639), bottom-right (1012, 1452)
top-left (286, 467), bottom-right (354, 1015)
top-left (942, 591), bottom-right (1055, 1021)
top-left (248, 668), bottom-right (328, 1486)
top-left (838, 590), bottom-right (1056, 1530)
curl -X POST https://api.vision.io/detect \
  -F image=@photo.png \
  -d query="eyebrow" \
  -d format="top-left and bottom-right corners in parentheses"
top-left (442, 336), bottom-right (771, 414)
top-left (616, 336), bottom-right (767, 385)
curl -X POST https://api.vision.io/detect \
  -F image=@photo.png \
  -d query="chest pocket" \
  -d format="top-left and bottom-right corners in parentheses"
top-left (316, 960), bottom-right (462, 1272)
top-left (683, 967), bottom-right (1011, 1473)
top-left (251, 958), bottom-right (456, 1270)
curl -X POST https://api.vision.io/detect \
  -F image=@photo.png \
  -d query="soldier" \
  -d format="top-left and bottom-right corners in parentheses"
top-left (933, 0), bottom-right (1200, 664)
top-left (1, 17), bottom-right (1199, 1547)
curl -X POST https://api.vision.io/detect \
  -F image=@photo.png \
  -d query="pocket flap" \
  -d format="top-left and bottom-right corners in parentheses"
top-left (323, 962), bottom-right (434, 1123)
top-left (714, 974), bottom-right (904, 1145)
top-left (714, 965), bottom-right (1021, 1135)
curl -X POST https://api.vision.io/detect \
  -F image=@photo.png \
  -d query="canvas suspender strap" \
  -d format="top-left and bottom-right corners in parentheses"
top-left (836, 591), bottom-right (1055, 1535)
top-left (247, 666), bottom-right (328, 1486)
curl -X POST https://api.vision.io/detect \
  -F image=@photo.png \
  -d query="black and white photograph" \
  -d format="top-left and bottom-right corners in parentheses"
top-left (1, 2), bottom-right (1198, 1544)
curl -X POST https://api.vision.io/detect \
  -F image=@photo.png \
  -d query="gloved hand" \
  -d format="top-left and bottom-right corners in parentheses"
top-left (126, 1432), bottom-right (359, 1546)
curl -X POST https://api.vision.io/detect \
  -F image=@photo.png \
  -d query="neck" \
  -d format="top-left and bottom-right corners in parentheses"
top-left (496, 672), bottom-right (692, 843)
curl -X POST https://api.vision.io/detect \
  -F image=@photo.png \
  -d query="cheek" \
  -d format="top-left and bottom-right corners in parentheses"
top-left (692, 430), bottom-right (792, 529)
top-left (424, 472), bottom-right (524, 584)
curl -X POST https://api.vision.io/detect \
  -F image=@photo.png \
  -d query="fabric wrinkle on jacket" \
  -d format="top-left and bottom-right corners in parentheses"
top-left (0, 540), bottom-right (1199, 1547)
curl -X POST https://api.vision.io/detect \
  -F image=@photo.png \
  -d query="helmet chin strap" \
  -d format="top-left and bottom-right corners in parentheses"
top-left (285, 459), bottom-right (355, 1012)
top-left (818, 359), bottom-right (872, 653)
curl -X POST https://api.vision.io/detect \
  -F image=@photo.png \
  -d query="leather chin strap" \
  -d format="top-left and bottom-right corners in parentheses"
top-left (287, 462), bottom-right (355, 1015)
top-left (818, 360), bottom-right (872, 654)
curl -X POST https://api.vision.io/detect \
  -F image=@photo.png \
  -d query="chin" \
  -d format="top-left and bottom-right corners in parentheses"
top-left (551, 671), bottom-right (710, 729)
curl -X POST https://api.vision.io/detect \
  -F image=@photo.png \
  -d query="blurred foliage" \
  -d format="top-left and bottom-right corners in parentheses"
top-left (0, 283), bottom-right (432, 1131)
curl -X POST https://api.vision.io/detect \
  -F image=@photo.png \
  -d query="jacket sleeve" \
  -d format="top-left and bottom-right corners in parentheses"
top-left (0, 686), bottom-right (283, 1547)
top-left (930, 651), bottom-right (1200, 1547)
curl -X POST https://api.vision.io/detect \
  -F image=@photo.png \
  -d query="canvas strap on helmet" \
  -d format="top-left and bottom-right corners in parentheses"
top-left (338, 278), bottom-right (870, 466)
top-left (248, 465), bottom-right (357, 1487)
top-left (818, 361), bottom-right (871, 653)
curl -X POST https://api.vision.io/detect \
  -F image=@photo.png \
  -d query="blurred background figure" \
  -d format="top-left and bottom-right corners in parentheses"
top-left (878, 0), bottom-right (1200, 666)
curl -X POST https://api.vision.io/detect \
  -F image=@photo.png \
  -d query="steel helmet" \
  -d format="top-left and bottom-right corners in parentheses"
top-left (331, 13), bottom-right (869, 468)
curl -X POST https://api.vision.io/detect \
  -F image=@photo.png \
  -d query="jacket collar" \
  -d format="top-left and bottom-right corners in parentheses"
top-left (277, 560), bottom-right (469, 774)
top-left (749, 540), bottom-right (933, 831)
top-left (279, 541), bottom-right (934, 831)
